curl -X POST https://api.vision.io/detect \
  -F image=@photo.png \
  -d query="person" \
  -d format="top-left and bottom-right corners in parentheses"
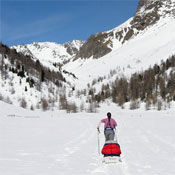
top-left (97, 112), bottom-right (117, 142)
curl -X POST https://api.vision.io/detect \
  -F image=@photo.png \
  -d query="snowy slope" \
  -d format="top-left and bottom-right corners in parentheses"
top-left (64, 16), bottom-right (175, 89)
top-left (13, 40), bottom-right (84, 71)
top-left (0, 101), bottom-right (175, 175)
top-left (0, 52), bottom-right (70, 110)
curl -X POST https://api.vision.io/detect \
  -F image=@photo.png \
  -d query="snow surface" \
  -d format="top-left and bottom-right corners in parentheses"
top-left (1, 101), bottom-right (175, 175)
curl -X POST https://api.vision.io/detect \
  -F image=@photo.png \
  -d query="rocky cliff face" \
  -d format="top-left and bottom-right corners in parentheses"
top-left (76, 32), bottom-right (113, 59)
top-left (137, 0), bottom-right (175, 14)
top-left (132, 0), bottom-right (175, 30)
top-left (137, 0), bottom-right (157, 12)
top-left (64, 40), bottom-right (84, 56)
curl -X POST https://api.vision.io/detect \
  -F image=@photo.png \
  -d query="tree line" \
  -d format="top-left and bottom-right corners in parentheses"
top-left (89, 55), bottom-right (175, 110)
top-left (0, 42), bottom-right (65, 87)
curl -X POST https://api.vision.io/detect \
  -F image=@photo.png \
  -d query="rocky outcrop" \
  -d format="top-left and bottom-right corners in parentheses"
top-left (64, 40), bottom-right (84, 56)
top-left (131, 0), bottom-right (163, 30)
top-left (64, 43), bottom-right (78, 56)
top-left (137, 0), bottom-right (157, 12)
top-left (76, 32), bottom-right (113, 59)
top-left (117, 0), bottom-right (175, 43)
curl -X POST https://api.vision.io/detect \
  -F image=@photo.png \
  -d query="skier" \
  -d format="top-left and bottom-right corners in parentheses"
top-left (97, 112), bottom-right (117, 142)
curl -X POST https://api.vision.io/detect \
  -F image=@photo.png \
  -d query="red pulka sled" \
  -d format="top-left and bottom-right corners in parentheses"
top-left (101, 141), bottom-right (122, 163)
top-left (101, 142), bottom-right (121, 156)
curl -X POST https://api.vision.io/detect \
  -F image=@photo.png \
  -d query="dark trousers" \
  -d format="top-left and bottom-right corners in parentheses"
top-left (104, 129), bottom-right (115, 141)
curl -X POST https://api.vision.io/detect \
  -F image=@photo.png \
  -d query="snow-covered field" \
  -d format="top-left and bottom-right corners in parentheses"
top-left (0, 101), bottom-right (175, 175)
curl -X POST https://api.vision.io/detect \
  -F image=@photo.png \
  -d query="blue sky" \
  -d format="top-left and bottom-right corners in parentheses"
top-left (0, 0), bottom-right (139, 46)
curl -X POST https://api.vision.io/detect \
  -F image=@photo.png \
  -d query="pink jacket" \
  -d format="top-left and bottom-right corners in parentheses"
top-left (101, 118), bottom-right (117, 129)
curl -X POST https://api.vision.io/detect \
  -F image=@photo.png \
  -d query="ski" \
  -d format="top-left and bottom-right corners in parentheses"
top-left (102, 156), bottom-right (122, 164)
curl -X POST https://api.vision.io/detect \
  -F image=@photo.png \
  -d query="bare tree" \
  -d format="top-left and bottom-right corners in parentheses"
top-left (41, 98), bottom-right (49, 111)
top-left (59, 94), bottom-right (68, 110)
top-left (157, 100), bottom-right (162, 111)
top-left (20, 98), bottom-right (27, 108)
top-left (0, 53), bottom-right (4, 79)
top-left (66, 102), bottom-right (78, 113)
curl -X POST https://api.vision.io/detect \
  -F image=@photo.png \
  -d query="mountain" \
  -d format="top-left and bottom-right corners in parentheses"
top-left (12, 0), bottom-right (175, 73)
top-left (63, 0), bottom-right (175, 87)
top-left (1, 0), bottom-right (175, 111)
top-left (12, 40), bottom-right (84, 71)
top-left (76, 0), bottom-right (175, 59)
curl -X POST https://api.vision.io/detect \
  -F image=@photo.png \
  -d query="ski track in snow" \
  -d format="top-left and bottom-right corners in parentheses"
top-left (0, 102), bottom-right (175, 175)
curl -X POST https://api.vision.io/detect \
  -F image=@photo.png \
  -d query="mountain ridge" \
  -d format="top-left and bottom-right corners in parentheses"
top-left (12, 40), bottom-right (84, 70)
top-left (12, 0), bottom-right (175, 62)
